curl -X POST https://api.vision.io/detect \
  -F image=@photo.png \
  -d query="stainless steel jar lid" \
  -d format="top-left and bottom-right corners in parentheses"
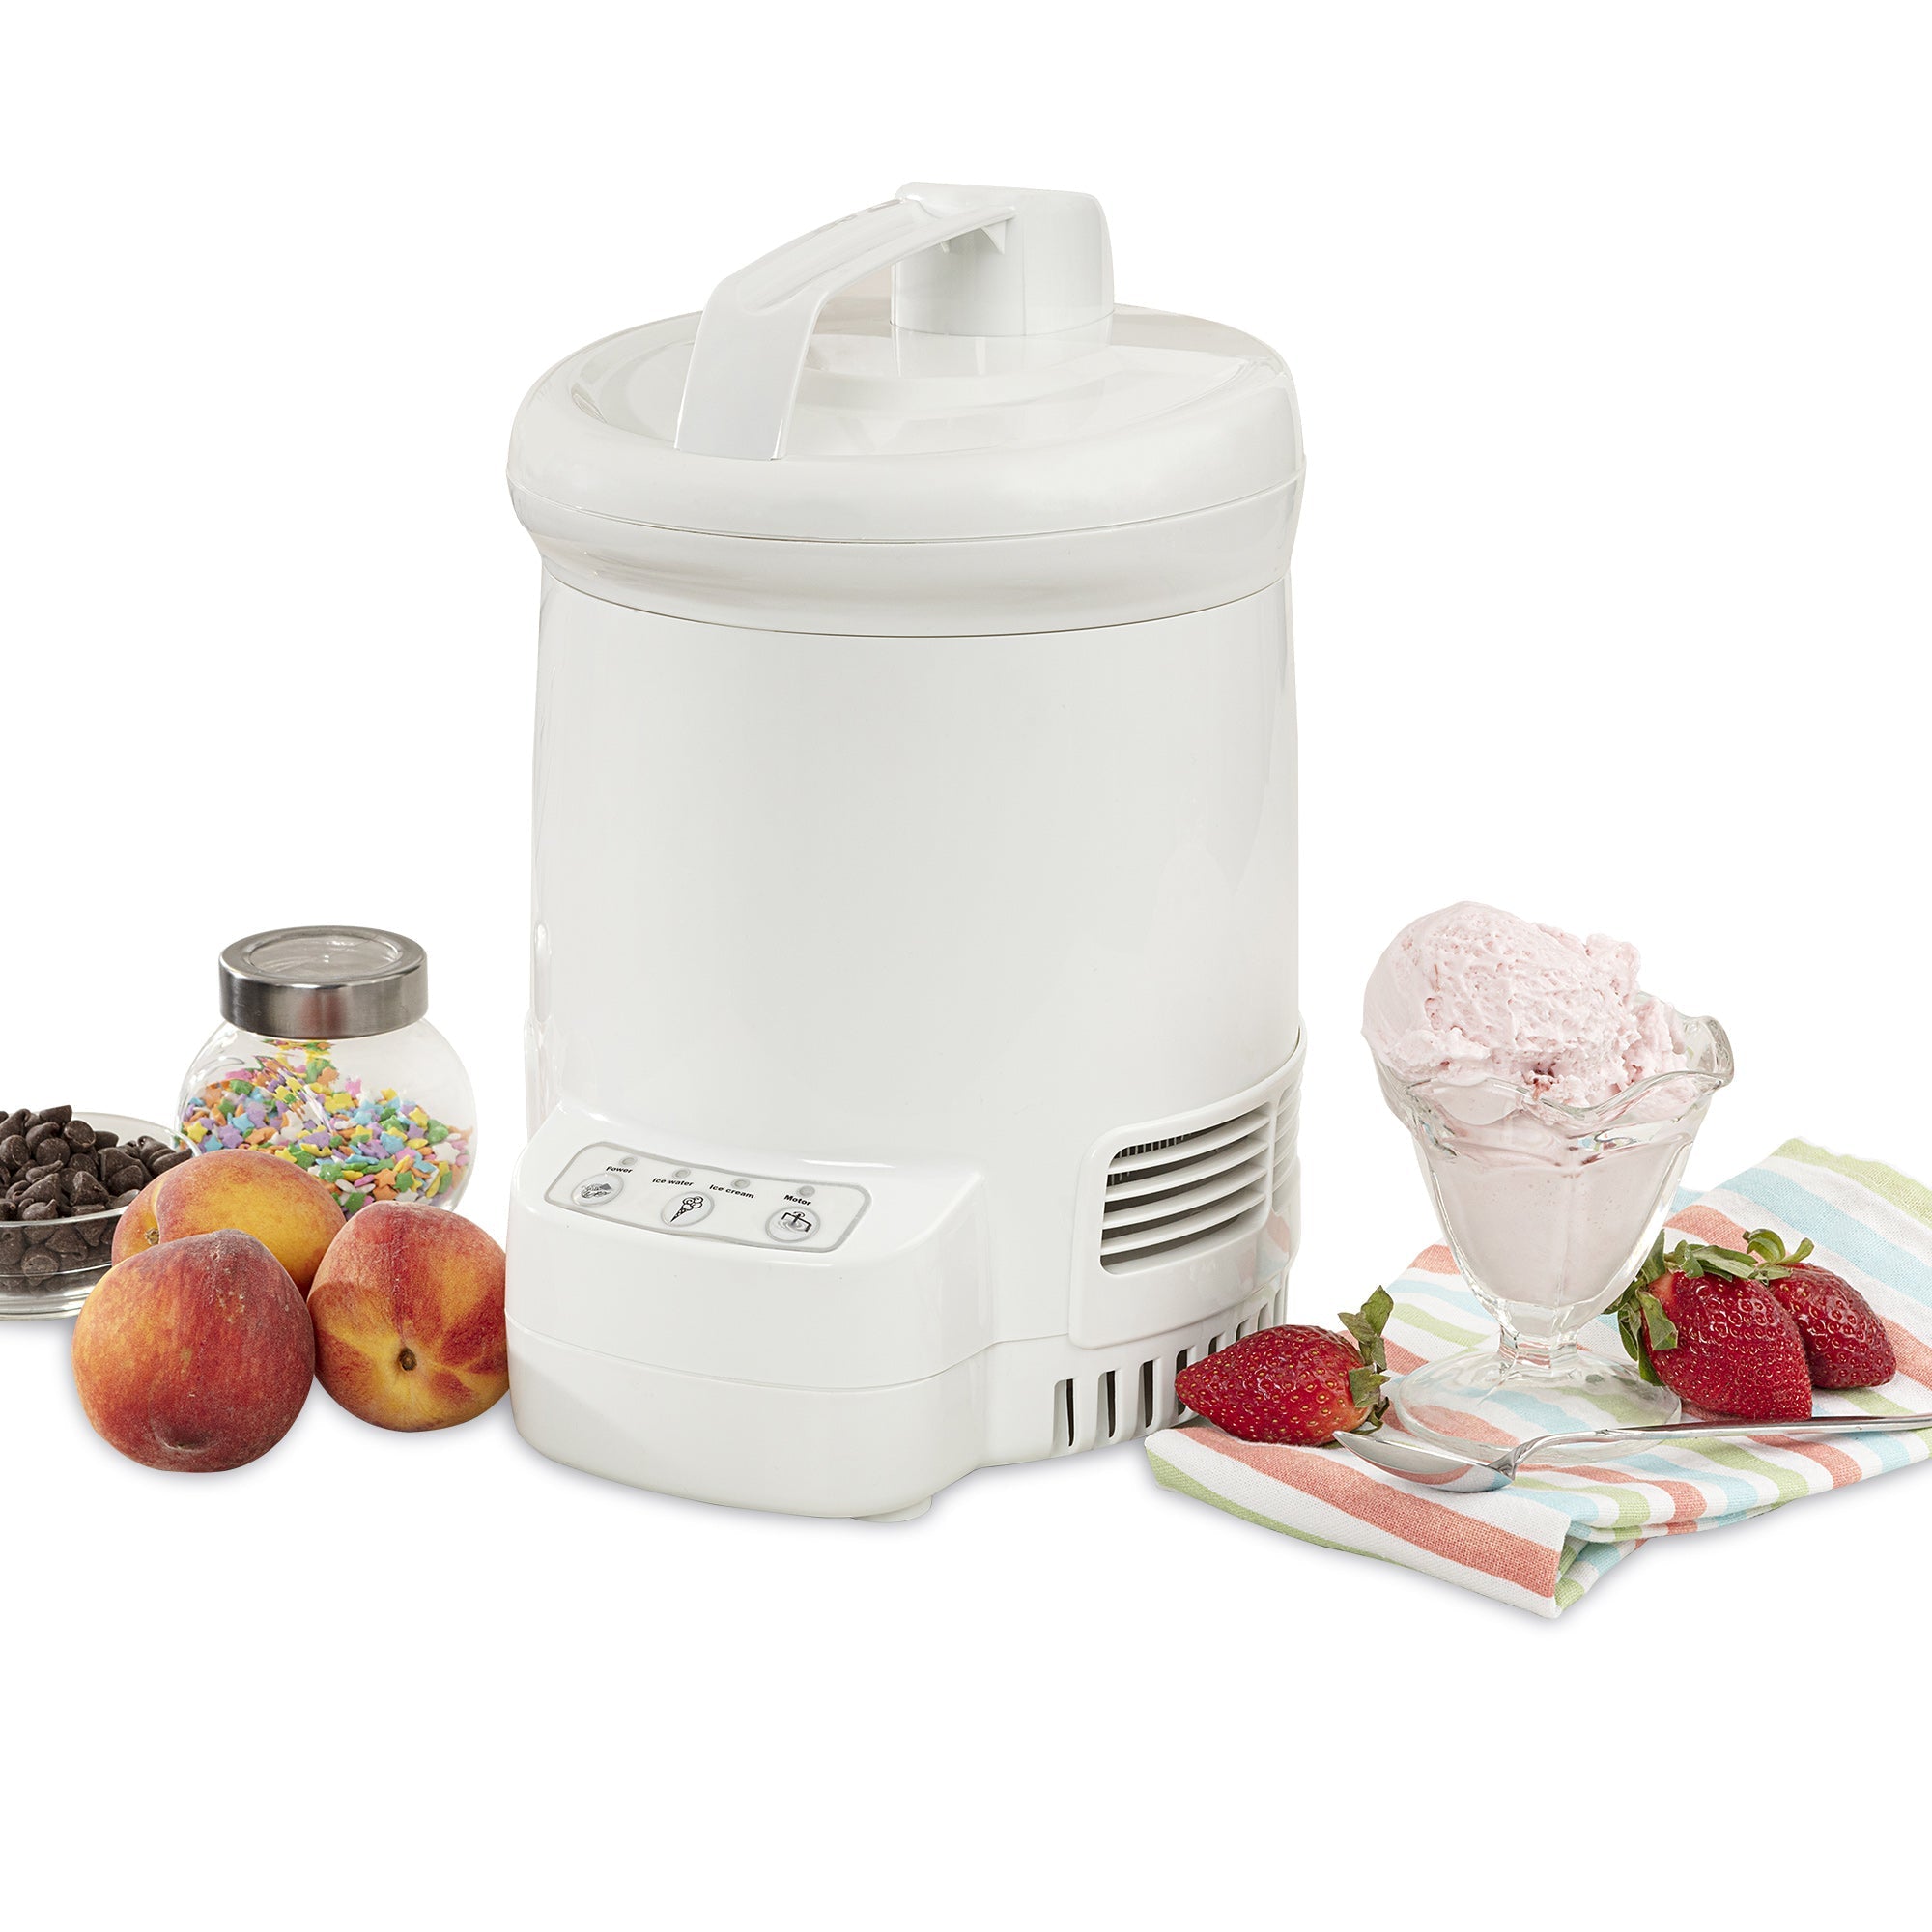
top-left (218, 928), bottom-right (429, 1040)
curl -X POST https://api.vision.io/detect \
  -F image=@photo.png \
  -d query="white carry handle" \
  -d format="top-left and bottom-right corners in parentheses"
top-left (674, 183), bottom-right (1113, 461)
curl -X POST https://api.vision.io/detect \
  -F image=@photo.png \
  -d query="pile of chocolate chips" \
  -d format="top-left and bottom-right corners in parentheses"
top-left (0, 1108), bottom-right (191, 1282)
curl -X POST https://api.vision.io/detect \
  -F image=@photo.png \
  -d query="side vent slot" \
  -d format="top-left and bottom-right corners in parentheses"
top-left (1101, 1104), bottom-right (1271, 1272)
top-left (1050, 1378), bottom-right (1074, 1455)
top-left (1051, 1355), bottom-right (1181, 1450)
top-left (1271, 1084), bottom-right (1299, 1213)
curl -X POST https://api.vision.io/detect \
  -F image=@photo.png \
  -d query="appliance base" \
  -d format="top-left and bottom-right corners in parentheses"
top-left (508, 1285), bottom-right (1284, 1520)
top-left (860, 1499), bottom-right (934, 1524)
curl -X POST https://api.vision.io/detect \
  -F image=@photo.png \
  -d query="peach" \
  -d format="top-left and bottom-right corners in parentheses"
top-left (308, 1204), bottom-right (507, 1431)
top-left (72, 1231), bottom-right (313, 1472)
top-left (112, 1174), bottom-right (164, 1254)
top-left (111, 1147), bottom-right (343, 1292)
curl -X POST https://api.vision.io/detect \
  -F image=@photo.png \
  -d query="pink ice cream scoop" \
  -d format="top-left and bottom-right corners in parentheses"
top-left (1362, 901), bottom-right (1687, 1109)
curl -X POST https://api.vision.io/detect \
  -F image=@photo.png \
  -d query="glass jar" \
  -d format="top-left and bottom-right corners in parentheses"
top-left (178, 928), bottom-right (475, 1216)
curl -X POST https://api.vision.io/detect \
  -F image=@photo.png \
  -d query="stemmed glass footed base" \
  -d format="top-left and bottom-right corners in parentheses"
top-left (1390, 1330), bottom-right (1681, 1461)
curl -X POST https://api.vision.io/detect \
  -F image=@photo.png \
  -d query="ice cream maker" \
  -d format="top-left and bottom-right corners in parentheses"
top-left (504, 184), bottom-right (1305, 1519)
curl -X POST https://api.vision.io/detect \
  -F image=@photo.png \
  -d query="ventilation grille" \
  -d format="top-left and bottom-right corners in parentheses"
top-left (1099, 1103), bottom-right (1272, 1273)
top-left (1271, 1084), bottom-right (1299, 1217)
top-left (1048, 1288), bottom-right (1286, 1453)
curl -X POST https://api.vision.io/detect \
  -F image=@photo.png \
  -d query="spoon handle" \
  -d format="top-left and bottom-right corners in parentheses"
top-left (1535, 1412), bottom-right (1932, 1456)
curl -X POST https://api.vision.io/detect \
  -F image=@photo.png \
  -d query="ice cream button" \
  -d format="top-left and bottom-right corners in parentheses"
top-left (662, 1190), bottom-right (714, 1228)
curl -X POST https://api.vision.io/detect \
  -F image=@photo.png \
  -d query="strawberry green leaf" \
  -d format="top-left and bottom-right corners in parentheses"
top-left (1678, 1234), bottom-right (1808, 1284)
top-left (1637, 1289), bottom-right (1678, 1352)
top-left (1615, 1286), bottom-right (1659, 1382)
top-left (1632, 1230), bottom-right (1670, 1291)
top-left (1345, 1364), bottom-right (1390, 1432)
top-left (1616, 1291), bottom-right (1642, 1357)
top-left (1338, 1286), bottom-right (1394, 1374)
top-left (1614, 1283), bottom-right (1673, 1383)
top-left (1668, 1239), bottom-right (1763, 1282)
top-left (1744, 1227), bottom-right (1816, 1271)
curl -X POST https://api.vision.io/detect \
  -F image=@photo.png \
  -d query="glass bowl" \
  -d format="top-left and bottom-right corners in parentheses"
top-left (0, 1113), bottom-right (192, 1321)
top-left (1372, 1009), bottom-right (1734, 1457)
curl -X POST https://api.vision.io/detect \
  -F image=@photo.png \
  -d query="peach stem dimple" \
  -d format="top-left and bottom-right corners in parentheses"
top-left (396, 1346), bottom-right (417, 1372)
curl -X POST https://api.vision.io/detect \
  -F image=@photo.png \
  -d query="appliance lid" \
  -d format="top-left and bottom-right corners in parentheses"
top-left (509, 184), bottom-right (1301, 545)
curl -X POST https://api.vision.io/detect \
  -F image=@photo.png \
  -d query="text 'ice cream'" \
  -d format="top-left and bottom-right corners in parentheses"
top-left (1363, 901), bottom-right (1687, 1111)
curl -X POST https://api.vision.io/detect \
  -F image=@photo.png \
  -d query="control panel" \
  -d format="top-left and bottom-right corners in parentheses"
top-left (545, 1144), bottom-right (868, 1254)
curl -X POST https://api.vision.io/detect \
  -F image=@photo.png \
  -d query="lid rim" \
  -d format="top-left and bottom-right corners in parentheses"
top-left (218, 927), bottom-right (430, 1041)
top-left (521, 481), bottom-right (1297, 637)
top-left (507, 473), bottom-right (1304, 548)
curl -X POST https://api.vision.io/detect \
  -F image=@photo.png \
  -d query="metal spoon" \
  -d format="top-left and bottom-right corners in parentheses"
top-left (1334, 1410), bottom-right (1932, 1492)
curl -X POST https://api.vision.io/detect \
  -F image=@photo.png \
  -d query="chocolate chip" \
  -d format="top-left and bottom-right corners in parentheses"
top-left (0, 1111), bottom-right (189, 1264)
top-left (19, 1250), bottom-right (58, 1278)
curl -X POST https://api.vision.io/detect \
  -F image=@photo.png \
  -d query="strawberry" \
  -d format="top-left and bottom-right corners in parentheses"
top-left (1175, 1289), bottom-right (1392, 1445)
top-left (1615, 1236), bottom-right (1812, 1421)
top-left (1745, 1229), bottom-right (1896, 1390)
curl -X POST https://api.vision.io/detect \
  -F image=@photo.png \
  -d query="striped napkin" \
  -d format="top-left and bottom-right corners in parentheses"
top-left (1146, 1141), bottom-right (1932, 1615)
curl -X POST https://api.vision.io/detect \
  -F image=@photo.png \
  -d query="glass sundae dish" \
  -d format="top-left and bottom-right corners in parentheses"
top-left (1364, 903), bottom-right (1734, 1456)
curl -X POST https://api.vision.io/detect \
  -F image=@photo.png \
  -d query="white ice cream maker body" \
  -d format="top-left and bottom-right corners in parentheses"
top-left (505, 185), bottom-right (1305, 1519)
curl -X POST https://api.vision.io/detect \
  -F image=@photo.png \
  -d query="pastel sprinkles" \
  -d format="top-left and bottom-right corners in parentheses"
top-left (179, 1044), bottom-right (471, 1214)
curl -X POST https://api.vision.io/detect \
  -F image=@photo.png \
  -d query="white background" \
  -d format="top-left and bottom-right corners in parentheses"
top-left (5, 4), bottom-right (1927, 1925)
